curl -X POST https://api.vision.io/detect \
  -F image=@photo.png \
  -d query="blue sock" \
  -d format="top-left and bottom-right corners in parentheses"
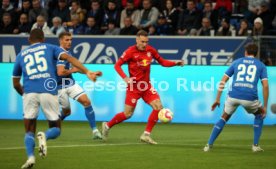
top-left (253, 114), bottom-right (263, 145)
top-left (24, 132), bottom-right (35, 157)
top-left (208, 118), bottom-right (226, 145)
top-left (85, 105), bottom-right (97, 130)
top-left (45, 127), bottom-right (61, 140)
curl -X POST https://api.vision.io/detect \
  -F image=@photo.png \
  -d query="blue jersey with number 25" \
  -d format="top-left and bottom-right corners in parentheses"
top-left (225, 56), bottom-right (268, 101)
top-left (12, 43), bottom-right (65, 95)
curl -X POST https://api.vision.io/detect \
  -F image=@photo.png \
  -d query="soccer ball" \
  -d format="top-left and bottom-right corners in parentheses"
top-left (158, 108), bottom-right (173, 123)
top-left (271, 104), bottom-right (276, 114)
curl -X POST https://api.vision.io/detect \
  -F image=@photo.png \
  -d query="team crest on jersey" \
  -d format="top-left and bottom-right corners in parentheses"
top-left (131, 99), bottom-right (136, 103)
top-left (147, 52), bottom-right (151, 57)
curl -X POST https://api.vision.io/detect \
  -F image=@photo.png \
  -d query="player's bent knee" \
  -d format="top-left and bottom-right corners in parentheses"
top-left (81, 99), bottom-right (91, 107)
top-left (221, 113), bottom-right (231, 121)
top-left (124, 111), bottom-right (133, 118)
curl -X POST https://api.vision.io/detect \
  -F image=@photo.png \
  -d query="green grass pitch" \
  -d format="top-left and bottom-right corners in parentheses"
top-left (0, 120), bottom-right (275, 169)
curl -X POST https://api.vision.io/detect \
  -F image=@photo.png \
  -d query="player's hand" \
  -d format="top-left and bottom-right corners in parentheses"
top-left (94, 71), bottom-right (103, 77)
top-left (211, 101), bottom-right (220, 111)
top-left (86, 71), bottom-right (97, 82)
top-left (175, 60), bottom-right (184, 66)
top-left (123, 77), bottom-right (134, 84)
top-left (260, 107), bottom-right (267, 119)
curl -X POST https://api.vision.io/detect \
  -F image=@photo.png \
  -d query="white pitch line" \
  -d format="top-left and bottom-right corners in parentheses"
top-left (0, 143), bottom-right (143, 150)
top-left (0, 142), bottom-right (275, 151)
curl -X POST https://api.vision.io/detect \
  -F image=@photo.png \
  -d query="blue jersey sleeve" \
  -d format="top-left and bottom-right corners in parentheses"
top-left (12, 54), bottom-right (22, 77)
top-left (225, 62), bottom-right (235, 77)
top-left (53, 45), bottom-right (66, 60)
top-left (260, 65), bottom-right (268, 80)
top-left (57, 59), bottom-right (66, 66)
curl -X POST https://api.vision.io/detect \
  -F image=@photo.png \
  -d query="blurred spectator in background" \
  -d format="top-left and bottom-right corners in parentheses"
top-left (248, 0), bottom-right (269, 14)
top-left (120, 17), bottom-right (138, 35)
top-left (138, 0), bottom-right (159, 31)
top-left (122, 0), bottom-right (141, 9)
top-left (64, 0), bottom-right (86, 27)
top-left (16, 0), bottom-right (32, 17)
top-left (0, 12), bottom-right (15, 34)
top-left (236, 19), bottom-right (250, 36)
top-left (13, 13), bottom-right (32, 34)
top-left (252, 17), bottom-right (265, 36)
top-left (162, 0), bottom-right (179, 33)
top-left (255, 1), bottom-right (273, 33)
top-left (31, 15), bottom-right (52, 35)
top-left (197, 17), bottom-right (213, 36)
top-left (84, 16), bottom-right (101, 35)
top-left (202, 1), bottom-right (218, 31)
top-left (104, 20), bottom-right (120, 35)
top-left (153, 15), bottom-right (174, 35)
top-left (87, 0), bottom-right (104, 27)
top-left (65, 15), bottom-right (84, 34)
top-left (121, 0), bottom-right (141, 9)
top-left (50, 0), bottom-right (70, 26)
top-left (50, 16), bottom-right (66, 36)
top-left (177, 0), bottom-right (202, 36)
top-left (101, 0), bottom-right (121, 33)
top-left (29, 0), bottom-right (48, 24)
top-left (236, 0), bottom-right (253, 23)
top-left (216, 18), bottom-right (234, 36)
top-left (214, 0), bottom-right (232, 18)
top-left (0, 0), bottom-right (16, 20)
top-left (120, 0), bottom-right (140, 28)
top-left (148, 25), bottom-right (156, 35)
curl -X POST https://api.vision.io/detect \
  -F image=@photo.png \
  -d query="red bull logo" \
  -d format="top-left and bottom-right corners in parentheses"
top-left (138, 59), bottom-right (150, 67)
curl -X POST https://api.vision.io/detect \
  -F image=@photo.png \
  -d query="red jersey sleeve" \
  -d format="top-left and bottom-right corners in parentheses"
top-left (151, 47), bottom-right (176, 67)
top-left (114, 49), bottom-right (132, 79)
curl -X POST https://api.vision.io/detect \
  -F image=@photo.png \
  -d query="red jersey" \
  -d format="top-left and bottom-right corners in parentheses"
top-left (115, 45), bottom-right (176, 90)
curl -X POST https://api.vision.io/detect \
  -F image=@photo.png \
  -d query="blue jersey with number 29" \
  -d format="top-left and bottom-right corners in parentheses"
top-left (12, 43), bottom-right (65, 95)
top-left (225, 56), bottom-right (268, 101)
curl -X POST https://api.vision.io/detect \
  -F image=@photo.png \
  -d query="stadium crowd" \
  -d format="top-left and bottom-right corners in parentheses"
top-left (0, 0), bottom-right (276, 36)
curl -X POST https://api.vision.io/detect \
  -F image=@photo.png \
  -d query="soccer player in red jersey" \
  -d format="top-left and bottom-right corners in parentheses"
top-left (102, 30), bottom-right (184, 144)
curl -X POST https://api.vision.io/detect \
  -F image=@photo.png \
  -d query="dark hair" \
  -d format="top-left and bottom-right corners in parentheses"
top-left (71, 0), bottom-right (80, 6)
top-left (2, 12), bottom-right (11, 18)
top-left (29, 28), bottom-right (44, 42)
top-left (136, 30), bottom-right (148, 37)
top-left (245, 43), bottom-right (258, 56)
top-left (58, 31), bottom-right (72, 39)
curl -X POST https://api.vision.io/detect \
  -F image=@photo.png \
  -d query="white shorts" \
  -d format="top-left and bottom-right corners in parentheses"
top-left (58, 84), bottom-right (85, 110)
top-left (23, 93), bottom-right (59, 121)
top-left (224, 96), bottom-right (262, 115)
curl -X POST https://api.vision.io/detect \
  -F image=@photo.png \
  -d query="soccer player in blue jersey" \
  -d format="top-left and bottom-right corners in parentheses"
top-left (12, 29), bottom-right (100, 169)
top-left (57, 32), bottom-right (102, 139)
top-left (203, 43), bottom-right (269, 152)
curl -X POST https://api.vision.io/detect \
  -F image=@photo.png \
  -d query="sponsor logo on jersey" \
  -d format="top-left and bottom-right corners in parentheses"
top-left (138, 59), bottom-right (150, 67)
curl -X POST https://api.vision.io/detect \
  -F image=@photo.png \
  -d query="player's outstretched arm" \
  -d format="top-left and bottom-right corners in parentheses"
top-left (13, 77), bottom-right (23, 96)
top-left (156, 57), bottom-right (184, 67)
top-left (261, 79), bottom-right (269, 117)
top-left (57, 65), bottom-right (79, 76)
top-left (60, 53), bottom-right (100, 82)
top-left (211, 75), bottom-right (229, 111)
